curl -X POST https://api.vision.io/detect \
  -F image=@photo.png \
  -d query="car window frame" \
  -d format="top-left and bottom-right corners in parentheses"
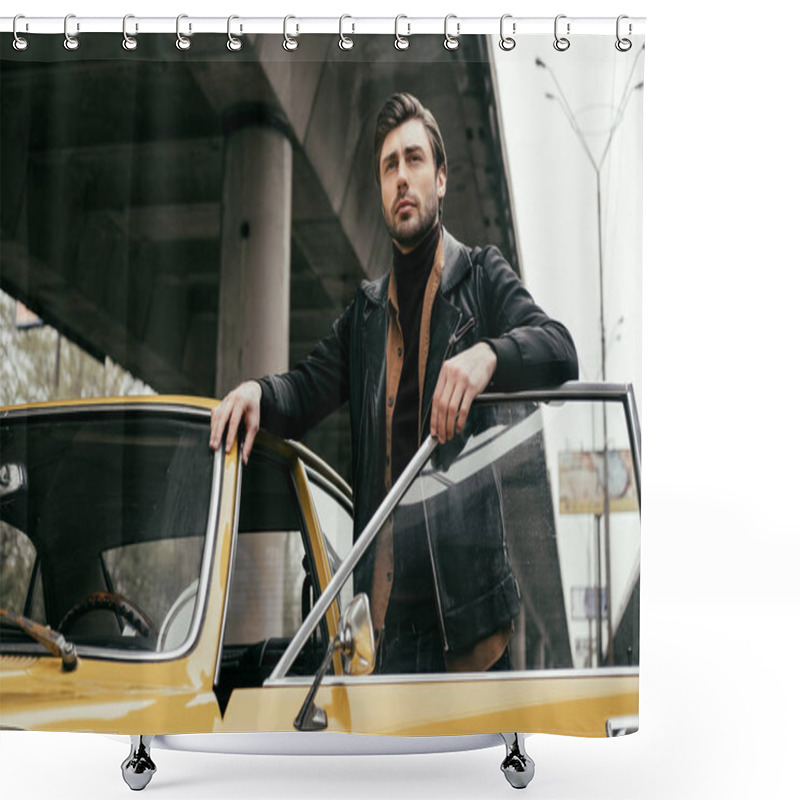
top-left (213, 432), bottom-right (342, 692)
top-left (305, 466), bottom-right (355, 604)
top-left (266, 382), bottom-right (641, 685)
top-left (0, 403), bottom-right (224, 664)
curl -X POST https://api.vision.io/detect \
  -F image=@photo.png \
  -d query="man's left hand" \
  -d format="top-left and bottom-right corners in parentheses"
top-left (431, 342), bottom-right (497, 442)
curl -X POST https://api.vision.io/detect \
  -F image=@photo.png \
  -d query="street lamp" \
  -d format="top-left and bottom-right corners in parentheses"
top-left (537, 47), bottom-right (643, 666)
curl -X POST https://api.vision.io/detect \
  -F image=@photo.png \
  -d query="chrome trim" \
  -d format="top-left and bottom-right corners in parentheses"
top-left (266, 665), bottom-right (639, 688)
top-left (625, 383), bottom-right (642, 501)
top-left (213, 437), bottom-right (244, 688)
top-left (479, 380), bottom-right (631, 404)
top-left (306, 469), bottom-right (354, 517)
top-left (148, 731), bottom-right (503, 756)
top-left (0, 407), bottom-right (224, 664)
top-left (291, 440), bottom-right (352, 501)
top-left (269, 436), bottom-right (439, 681)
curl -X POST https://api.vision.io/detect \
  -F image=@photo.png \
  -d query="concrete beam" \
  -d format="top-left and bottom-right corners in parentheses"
top-left (1, 237), bottom-right (195, 392)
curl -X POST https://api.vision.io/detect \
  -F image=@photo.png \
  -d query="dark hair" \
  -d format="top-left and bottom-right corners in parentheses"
top-left (373, 93), bottom-right (448, 189)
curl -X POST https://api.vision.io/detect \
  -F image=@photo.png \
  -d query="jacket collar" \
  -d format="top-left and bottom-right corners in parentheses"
top-left (440, 227), bottom-right (472, 294)
top-left (361, 227), bottom-right (471, 306)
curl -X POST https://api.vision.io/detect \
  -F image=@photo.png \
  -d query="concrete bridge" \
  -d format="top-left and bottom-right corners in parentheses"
top-left (1, 32), bottom-right (519, 476)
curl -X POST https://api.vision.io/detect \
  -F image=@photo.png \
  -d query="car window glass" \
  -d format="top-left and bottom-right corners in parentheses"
top-left (0, 412), bottom-right (215, 656)
top-left (353, 397), bottom-right (640, 677)
top-left (0, 522), bottom-right (37, 615)
top-left (223, 531), bottom-right (307, 644)
top-left (308, 478), bottom-right (354, 610)
top-left (27, 565), bottom-right (46, 623)
top-left (218, 449), bottom-right (327, 687)
top-left (103, 536), bottom-right (205, 645)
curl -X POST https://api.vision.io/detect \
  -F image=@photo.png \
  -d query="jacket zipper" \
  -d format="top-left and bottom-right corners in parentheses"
top-left (448, 316), bottom-right (475, 348)
top-left (422, 491), bottom-right (449, 650)
top-left (421, 313), bottom-right (476, 651)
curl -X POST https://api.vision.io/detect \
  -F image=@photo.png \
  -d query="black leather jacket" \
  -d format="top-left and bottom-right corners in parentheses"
top-left (257, 229), bottom-right (578, 652)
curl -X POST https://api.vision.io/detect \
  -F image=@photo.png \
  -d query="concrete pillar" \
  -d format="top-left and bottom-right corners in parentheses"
top-left (216, 106), bottom-right (293, 396)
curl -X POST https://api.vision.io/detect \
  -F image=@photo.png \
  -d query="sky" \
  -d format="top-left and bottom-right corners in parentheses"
top-left (494, 34), bottom-right (643, 402)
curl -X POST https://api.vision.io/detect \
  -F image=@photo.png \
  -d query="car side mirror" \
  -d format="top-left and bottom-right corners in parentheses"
top-left (294, 593), bottom-right (375, 731)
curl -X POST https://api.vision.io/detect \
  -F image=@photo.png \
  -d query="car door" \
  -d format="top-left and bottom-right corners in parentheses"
top-left (212, 434), bottom-right (342, 729)
top-left (216, 385), bottom-right (641, 739)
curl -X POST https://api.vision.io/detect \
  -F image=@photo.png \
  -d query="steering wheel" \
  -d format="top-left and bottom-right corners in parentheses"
top-left (58, 592), bottom-right (154, 637)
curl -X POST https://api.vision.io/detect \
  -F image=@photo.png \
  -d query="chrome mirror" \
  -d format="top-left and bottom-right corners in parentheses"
top-left (294, 593), bottom-right (375, 731)
top-left (338, 593), bottom-right (375, 676)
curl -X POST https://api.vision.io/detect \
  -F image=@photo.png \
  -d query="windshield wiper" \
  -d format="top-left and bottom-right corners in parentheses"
top-left (0, 608), bottom-right (78, 671)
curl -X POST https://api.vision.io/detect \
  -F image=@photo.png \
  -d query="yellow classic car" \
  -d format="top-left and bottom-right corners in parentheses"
top-left (0, 383), bottom-right (640, 791)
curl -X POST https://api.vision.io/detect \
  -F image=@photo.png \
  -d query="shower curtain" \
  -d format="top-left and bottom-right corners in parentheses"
top-left (0, 15), bottom-right (644, 793)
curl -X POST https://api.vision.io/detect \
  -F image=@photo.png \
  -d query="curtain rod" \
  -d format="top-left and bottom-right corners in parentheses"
top-left (1, 15), bottom-right (646, 37)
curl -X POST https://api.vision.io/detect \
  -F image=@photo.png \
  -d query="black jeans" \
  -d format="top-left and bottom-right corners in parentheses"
top-left (376, 622), bottom-right (512, 674)
top-left (376, 622), bottom-right (445, 674)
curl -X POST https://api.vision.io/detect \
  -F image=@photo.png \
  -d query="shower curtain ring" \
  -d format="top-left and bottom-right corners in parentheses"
top-left (176, 14), bottom-right (191, 50)
top-left (499, 14), bottom-right (516, 51)
top-left (394, 15), bottom-right (410, 51)
top-left (283, 15), bottom-right (299, 51)
top-left (12, 15), bottom-right (29, 51)
top-left (122, 15), bottom-right (138, 50)
top-left (339, 15), bottom-right (354, 50)
top-left (227, 15), bottom-right (242, 51)
top-left (444, 15), bottom-right (460, 51)
top-left (64, 14), bottom-right (80, 51)
top-left (553, 14), bottom-right (570, 51)
top-left (615, 15), bottom-right (632, 51)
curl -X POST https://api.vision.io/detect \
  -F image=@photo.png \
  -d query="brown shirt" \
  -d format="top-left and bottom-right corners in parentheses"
top-left (371, 231), bottom-right (444, 636)
top-left (372, 229), bottom-right (511, 671)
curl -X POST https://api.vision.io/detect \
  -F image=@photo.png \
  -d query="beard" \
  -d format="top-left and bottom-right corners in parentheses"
top-left (382, 189), bottom-right (439, 251)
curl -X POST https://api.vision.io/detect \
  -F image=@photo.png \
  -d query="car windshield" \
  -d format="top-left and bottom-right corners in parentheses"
top-left (0, 409), bottom-right (216, 657)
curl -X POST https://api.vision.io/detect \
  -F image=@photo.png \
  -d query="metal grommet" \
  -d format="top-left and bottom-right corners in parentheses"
top-left (499, 14), bottom-right (515, 51)
top-left (553, 14), bottom-right (570, 51)
top-left (443, 14), bottom-right (459, 51)
top-left (64, 13), bottom-right (79, 51)
top-left (339, 14), bottom-right (354, 50)
top-left (227, 15), bottom-right (242, 51)
top-left (12, 15), bottom-right (29, 51)
top-left (615, 15), bottom-right (632, 52)
top-left (176, 14), bottom-right (191, 50)
top-left (394, 15), bottom-right (410, 51)
top-left (122, 14), bottom-right (138, 51)
top-left (283, 15), bottom-right (298, 51)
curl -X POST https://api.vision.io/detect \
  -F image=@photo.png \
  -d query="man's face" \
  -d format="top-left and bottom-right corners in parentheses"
top-left (379, 118), bottom-right (446, 254)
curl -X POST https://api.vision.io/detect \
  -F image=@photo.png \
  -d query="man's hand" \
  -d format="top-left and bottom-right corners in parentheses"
top-left (209, 380), bottom-right (262, 465)
top-left (430, 342), bottom-right (497, 443)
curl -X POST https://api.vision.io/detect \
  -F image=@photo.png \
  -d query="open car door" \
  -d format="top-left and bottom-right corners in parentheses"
top-left (208, 383), bottom-right (640, 748)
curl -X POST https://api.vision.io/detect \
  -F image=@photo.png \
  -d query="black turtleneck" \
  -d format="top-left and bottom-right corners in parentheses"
top-left (386, 222), bottom-right (440, 620)
top-left (391, 221), bottom-right (440, 484)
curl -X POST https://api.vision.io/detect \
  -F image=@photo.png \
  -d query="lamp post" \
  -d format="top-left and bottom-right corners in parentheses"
top-left (537, 48), bottom-right (643, 666)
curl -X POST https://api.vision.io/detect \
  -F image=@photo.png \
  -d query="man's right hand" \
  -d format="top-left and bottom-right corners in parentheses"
top-left (209, 380), bottom-right (262, 465)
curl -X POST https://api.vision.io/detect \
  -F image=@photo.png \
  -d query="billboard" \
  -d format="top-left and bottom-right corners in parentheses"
top-left (558, 450), bottom-right (638, 515)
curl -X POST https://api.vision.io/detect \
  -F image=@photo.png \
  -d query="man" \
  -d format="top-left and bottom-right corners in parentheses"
top-left (210, 92), bottom-right (578, 674)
